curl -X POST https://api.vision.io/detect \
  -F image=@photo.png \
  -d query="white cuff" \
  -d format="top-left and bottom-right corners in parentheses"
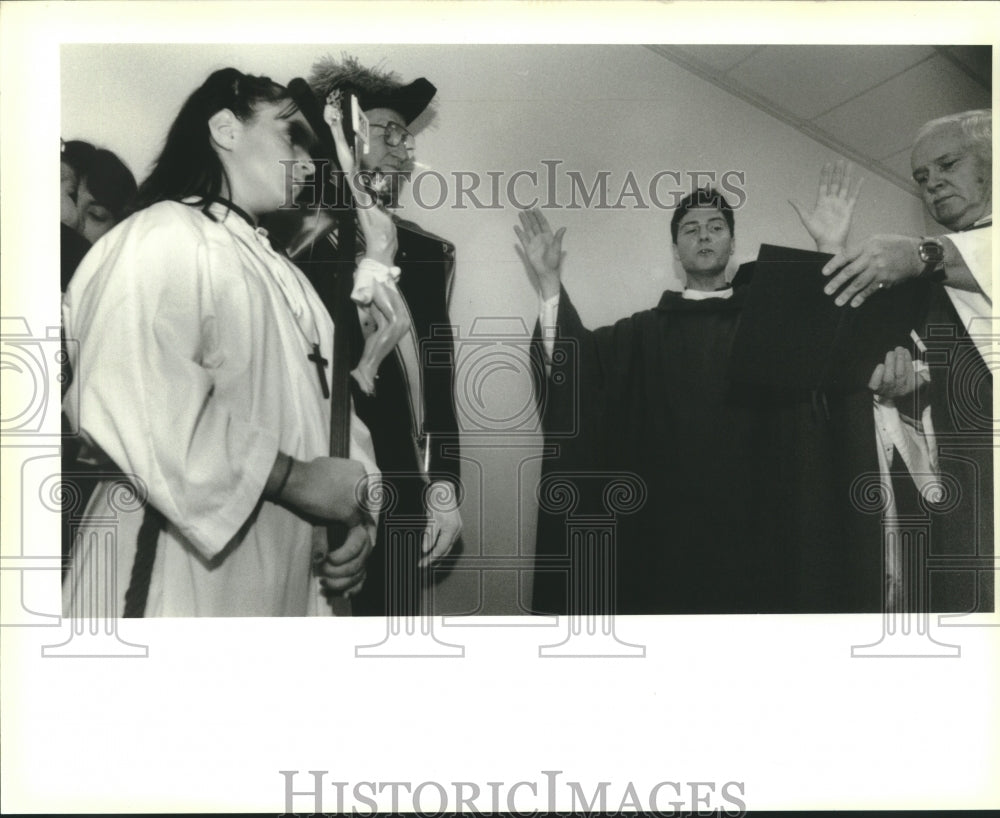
top-left (539, 293), bottom-right (560, 365)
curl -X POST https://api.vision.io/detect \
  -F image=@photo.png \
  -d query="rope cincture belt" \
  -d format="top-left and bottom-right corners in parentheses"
top-left (123, 503), bottom-right (166, 618)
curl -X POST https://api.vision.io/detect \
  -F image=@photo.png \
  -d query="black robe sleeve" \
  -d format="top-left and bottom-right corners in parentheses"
top-left (530, 286), bottom-right (650, 614)
top-left (394, 221), bottom-right (462, 489)
top-left (537, 285), bottom-right (650, 427)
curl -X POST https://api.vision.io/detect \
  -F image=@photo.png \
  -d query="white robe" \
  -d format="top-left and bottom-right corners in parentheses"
top-left (62, 200), bottom-right (379, 617)
top-left (945, 218), bottom-right (992, 363)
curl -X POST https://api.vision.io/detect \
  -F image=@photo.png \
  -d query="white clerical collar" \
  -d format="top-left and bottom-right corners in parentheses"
top-left (682, 286), bottom-right (734, 301)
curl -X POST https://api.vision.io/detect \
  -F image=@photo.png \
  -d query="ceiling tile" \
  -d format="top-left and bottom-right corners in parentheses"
top-left (732, 45), bottom-right (935, 120)
top-left (879, 147), bottom-right (920, 188)
top-left (813, 54), bottom-right (992, 160)
top-left (937, 45), bottom-right (992, 89)
top-left (669, 44), bottom-right (764, 74)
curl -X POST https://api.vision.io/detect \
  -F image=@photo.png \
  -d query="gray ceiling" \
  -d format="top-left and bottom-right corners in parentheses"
top-left (647, 45), bottom-right (992, 198)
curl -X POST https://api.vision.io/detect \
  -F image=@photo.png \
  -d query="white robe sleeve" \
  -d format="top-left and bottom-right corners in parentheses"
top-left (944, 228), bottom-right (993, 362)
top-left (63, 205), bottom-right (280, 560)
top-left (947, 228), bottom-right (992, 301)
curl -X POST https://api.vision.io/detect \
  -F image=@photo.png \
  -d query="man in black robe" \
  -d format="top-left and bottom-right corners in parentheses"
top-left (269, 56), bottom-right (462, 617)
top-left (519, 174), bottom-right (905, 615)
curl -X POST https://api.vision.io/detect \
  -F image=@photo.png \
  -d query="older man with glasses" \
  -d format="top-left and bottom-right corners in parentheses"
top-left (272, 55), bottom-right (463, 619)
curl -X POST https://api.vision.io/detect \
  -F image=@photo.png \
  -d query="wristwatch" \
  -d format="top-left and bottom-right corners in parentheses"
top-left (917, 237), bottom-right (945, 278)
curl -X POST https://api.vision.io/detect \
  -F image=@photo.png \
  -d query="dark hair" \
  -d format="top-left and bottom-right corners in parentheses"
top-left (132, 68), bottom-right (291, 217)
top-left (62, 140), bottom-right (97, 176)
top-left (670, 186), bottom-right (735, 244)
top-left (61, 140), bottom-right (138, 219)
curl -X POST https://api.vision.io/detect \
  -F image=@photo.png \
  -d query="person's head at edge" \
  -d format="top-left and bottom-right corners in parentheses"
top-left (911, 108), bottom-right (992, 232)
top-left (61, 140), bottom-right (138, 244)
top-left (308, 54), bottom-right (436, 207)
top-left (670, 187), bottom-right (736, 292)
top-left (133, 68), bottom-right (318, 224)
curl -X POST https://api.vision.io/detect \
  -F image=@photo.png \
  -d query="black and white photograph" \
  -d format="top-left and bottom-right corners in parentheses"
top-left (1, 1), bottom-right (997, 814)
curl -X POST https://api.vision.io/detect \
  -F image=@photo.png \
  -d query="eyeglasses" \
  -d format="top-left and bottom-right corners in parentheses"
top-left (369, 121), bottom-right (415, 152)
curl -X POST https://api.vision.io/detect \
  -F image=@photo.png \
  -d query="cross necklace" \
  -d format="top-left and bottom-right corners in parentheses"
top-left (307, 344), bottom-right (330, 399)
top-left (276, 283), bottom-right (330, 400)
top-left (211, 197), bottom-right (332, 399)
top-left (277, 276), bottom-right (330, 400)
top-left (265, 246), bottom-right (330, 399)
top-left (255, 227), bottom-right (331, 399)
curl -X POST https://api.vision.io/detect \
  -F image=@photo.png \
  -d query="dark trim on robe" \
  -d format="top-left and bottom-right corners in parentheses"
top-left (916, 287), bottom-right (994, 612)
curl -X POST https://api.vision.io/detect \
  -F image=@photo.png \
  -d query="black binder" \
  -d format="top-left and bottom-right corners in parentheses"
top-left (729, 244), bottom-right (932, 394)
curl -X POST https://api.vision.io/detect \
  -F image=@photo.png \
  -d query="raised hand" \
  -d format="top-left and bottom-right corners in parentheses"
top-left (790, 160), bottom-right (865, 254)
top-left (514, 207), bottom-right (566, 300)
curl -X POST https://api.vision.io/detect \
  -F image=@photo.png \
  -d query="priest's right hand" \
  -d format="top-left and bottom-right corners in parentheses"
top-left (267, 453), bottom-right (370, 527)
top-left (515, 207), bottom-right (565, 300)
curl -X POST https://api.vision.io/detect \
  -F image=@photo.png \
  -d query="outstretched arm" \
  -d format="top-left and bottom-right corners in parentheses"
top-left (822, 234), bottom-right (983, 308)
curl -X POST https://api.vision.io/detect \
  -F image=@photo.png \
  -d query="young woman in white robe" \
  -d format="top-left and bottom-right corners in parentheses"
top-left (62, 68), bottom-right (396, 616)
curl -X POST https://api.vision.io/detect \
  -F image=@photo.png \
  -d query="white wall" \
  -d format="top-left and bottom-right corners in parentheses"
top-left (62, 44), bottom-right (930, 614)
